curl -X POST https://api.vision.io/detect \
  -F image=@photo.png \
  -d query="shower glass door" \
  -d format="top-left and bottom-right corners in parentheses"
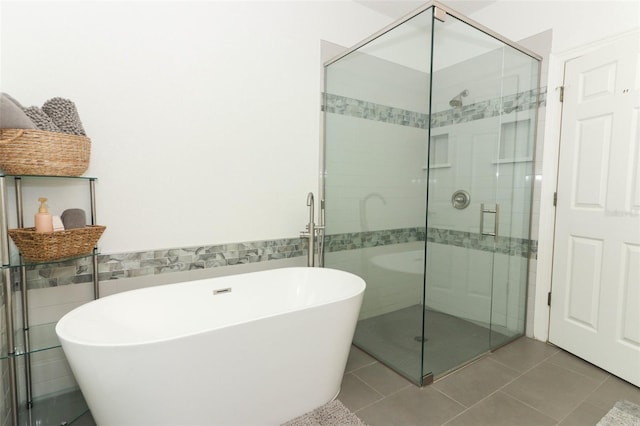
top-left (424, 13), bottom-right (539, 376)
top-left (323, 8), bottom-right (433, 384)
top-left (323, 2), bottom-right (540, 385)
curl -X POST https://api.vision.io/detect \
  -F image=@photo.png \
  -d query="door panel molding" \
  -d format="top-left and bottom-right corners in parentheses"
top-left (549, 31), bottom-right (640, 386)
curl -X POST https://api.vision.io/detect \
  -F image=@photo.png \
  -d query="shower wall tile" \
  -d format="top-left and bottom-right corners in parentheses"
top-left (13, 82), bottom-right (542, 291)
top-left (325, 93), bottom-right (428, 129)
top-left (325, 87), bottom-right (547, 131)
top-left (12, 227), bottom-right (537, 292)
top-left (326, 86), bottom-right (544, 243)
top-left (325, 227), bottom-right (536, 259)
top-left (324, 112), bottom-right (428, 234)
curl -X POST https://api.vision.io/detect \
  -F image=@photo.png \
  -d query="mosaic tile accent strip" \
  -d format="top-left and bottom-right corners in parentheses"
top-left (431, 87), bottom-right (546, 128)
top-left (323, 227), bottom-right (537, 259)
top-left (324, 94), bottom-right (429, 129)
top-left (325, 86), bottom-right (547, 129)
top-left (13, 228), bottom-right (536, 290)
top-left (14, 237), bottom-right (304, 290)
top-left (425, 227), bottom-right (534, 258)
top-left (98, 238), bottom-right (304, 281)
top-left (323, 227), bottom-right (425, 252)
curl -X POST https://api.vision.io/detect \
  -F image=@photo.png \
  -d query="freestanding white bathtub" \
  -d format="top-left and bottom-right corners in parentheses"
top-left (55, 267), bottom-right (365, 426)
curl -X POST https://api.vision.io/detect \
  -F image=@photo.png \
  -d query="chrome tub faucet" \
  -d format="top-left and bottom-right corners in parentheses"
top-left (301, 192), bottom-right (315, 267)
top-left (300, 192), bottom-right (325, 267)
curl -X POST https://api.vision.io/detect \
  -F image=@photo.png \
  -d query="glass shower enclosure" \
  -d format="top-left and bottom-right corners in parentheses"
top-left (322, 1), bottom-right (541, 385)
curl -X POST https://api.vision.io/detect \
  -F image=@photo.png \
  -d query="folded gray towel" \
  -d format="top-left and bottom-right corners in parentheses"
top-left (0, 93), bottom-right (37, 129)
top-left (22, 106), bottom-right (60, 132)
top-left (61, 208), bottom-right (86, 229)
top-left (42, 97), bottom-right (86, 136)
top-left (2, 92), bottom-right (25, 109)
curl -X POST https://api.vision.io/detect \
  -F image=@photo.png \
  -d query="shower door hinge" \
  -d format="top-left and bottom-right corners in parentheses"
top-left (434, 6), bottom-right (447, 22)
top-left (553, 192), bottom-right (557, 206)
top-left (559, 86), bottom-right (564, 102)
top-left (547, 292), bottom-right (552, 306)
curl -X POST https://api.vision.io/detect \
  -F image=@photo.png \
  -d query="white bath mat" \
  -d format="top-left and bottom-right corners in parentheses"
top-left (597, 400), bottom-right (640, 426)
top-left (282, 400), bottom-right (368, 426)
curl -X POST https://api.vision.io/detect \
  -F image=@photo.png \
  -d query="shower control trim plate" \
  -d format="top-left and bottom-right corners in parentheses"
top-left (451, 190), bottom-right (470, 209)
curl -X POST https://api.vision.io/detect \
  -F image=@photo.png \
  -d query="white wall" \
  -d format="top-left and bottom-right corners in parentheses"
top-left (0, 0), bottom-right (395, 408)
top-left (468, 0), bottom-right (639, 55)
top-left (0, 1), bottom-right (392, 254)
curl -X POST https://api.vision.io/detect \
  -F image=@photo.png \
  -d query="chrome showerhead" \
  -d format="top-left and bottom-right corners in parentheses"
top-left (449, 89), bottom-right (469, 108)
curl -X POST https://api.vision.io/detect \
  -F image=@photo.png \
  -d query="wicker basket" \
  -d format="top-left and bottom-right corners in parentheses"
top-left (0, 129), bottom-right (90, 176)
top-left (8, 225), bottom-right (106, 262)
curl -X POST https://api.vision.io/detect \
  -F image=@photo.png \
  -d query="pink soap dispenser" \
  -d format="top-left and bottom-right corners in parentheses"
top-left (35, 197), bottom-right (53, 233)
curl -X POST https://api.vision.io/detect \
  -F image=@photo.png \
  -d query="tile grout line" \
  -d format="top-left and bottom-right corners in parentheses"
top-left (341, 373), bottom-right (386, 414)
top-left (487, 347), bottom-right (611, 425)
top-left (488, 344), bottom-right (560, 376)
top-left (437, 361), bottom-right (530, 426)
top-left (347, 340), bottom-right (605, 424)
top-left (350, 370), bottom-right (414, 412)
top-left (349, 364), bottom-right (424, 415)
top-left (553, 374), bottom-right (614, 424)
top-left (345, 359), bottom-right (379, 375)
top-left (497, 390), bottom-right (560, 424)
top-left (545, 354), bottom-right (612, 385)
top-left (430, 387), bottom-right (475, 426)
top-left (439, 349), bottom-right (563, 426)
top-left (424, 354), bottom-right (528, 425)
top-left (488, 348), bottom-right (563, 422)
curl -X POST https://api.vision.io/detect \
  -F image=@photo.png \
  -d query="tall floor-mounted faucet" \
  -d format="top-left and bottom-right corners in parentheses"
top-left (303, 192), bottom-right (315, 266)
top-left (300, 192), bottom-right (325, 267)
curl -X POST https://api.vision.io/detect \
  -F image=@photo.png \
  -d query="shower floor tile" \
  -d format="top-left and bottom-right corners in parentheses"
top-left (353, 305), bottom-right (512, 381)
top-left (432, 357), bottom-right (520, 407)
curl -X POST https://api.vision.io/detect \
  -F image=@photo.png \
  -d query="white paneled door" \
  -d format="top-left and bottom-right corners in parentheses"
top-left (549, 31), bottom-right (640, 387)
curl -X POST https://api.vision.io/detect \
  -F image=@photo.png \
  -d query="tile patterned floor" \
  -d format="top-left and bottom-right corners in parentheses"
top-left (28, 336), bottom-right (640, 425)
top-left (339, 337), bottom-right (640, 426)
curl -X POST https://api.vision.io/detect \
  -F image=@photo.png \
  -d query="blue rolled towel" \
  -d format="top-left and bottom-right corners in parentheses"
top-left (42, 97), bottom-right (86, 136)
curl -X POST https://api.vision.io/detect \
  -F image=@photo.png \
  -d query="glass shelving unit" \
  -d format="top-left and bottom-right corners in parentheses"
top-left (0, 174), bottom-right (99, 426)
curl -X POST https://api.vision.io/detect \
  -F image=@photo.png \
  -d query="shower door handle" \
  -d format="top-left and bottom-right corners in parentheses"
top-left (480, 203), bottom-right (499, 242)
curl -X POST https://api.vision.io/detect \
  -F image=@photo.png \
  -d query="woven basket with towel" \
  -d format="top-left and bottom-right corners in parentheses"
top-left (0, 129), bottom-right (90, 176)
top-left (9, 225), bottom-right (106, 262)
top-left (0, 94), bottom-right (90, 176)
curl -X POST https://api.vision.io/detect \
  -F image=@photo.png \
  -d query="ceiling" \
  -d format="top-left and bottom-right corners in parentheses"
top-left (354, 0), bottom-right (497, 20)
